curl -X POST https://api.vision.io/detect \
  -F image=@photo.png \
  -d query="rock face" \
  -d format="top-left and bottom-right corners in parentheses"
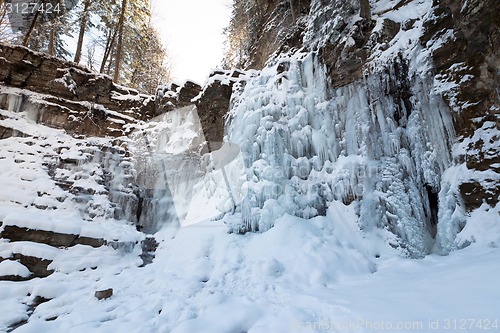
top-left (421, 0), bottom-right (500, 212)
top-left (220, 0), bottom-right (498, 255)
top-left (156, 81), bottom-right (202, 115)
top-left (196, 70), bottom-right (247, 149)
top-left (244, 0), bottom-right (500, 211)
top-left (0, 44), bottom-right (154, 137)
top-left (156, 70), bottom-right (248, 150)
top-left (0, 110), bottom-right (143, 281)
top-left (0, 42), bottom-right (252, 277)
top-left (0, 0), bottom-right (497, 265)
top-left (1, 225), bottom-right (105, 248)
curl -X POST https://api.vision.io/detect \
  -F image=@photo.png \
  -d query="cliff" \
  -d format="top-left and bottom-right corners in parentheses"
top-left (221, 0), bottom-right (499, 256)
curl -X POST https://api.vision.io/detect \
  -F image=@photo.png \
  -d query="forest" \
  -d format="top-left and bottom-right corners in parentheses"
top-left (0, 0), bottom-right (170, 93)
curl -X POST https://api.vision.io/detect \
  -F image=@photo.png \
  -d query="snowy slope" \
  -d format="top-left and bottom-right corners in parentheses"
top-left (1, 205), bottom-right (499, 332)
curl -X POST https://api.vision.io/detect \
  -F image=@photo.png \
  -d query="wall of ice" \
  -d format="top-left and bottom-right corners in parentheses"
top-left (226, 51), bottom-right (458, 257)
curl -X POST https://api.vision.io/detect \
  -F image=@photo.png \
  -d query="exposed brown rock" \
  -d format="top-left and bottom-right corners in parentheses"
top-left (421, 0), bottom-right (500, 210)
top-left (155, 81), bottom-right (202, 116)
top-left (360, 0), bottom-right (371, 19)
top-left (178, 81), bottom-right (202, 104)
top-left (196, 71), bottom-right (242, 148)
top-left (459, 181), bottom-right (500, 211)
top-left (319, 18), bottom-right (376, 87)
top-left (1, 225), bottom-right (105, 248)
top-left (155, 70), bottom-right (245, 151)
top-left (241, 0), bottom-right (311, 70)
top-left (0, 125), bottom-right (14, 139)
top-left (95, 288), bottom-right (113, 300)
top-left (0, 43), bottom-right (155, 137)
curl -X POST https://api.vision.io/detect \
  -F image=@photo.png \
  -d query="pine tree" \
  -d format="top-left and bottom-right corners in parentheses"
top-left (21, 0), bottom-right (75, 58)
top-left (0, 0), bottom-right (17, 42)
top-left (223, 0), bottom-right (250, 69)
top-left (128, 26), bottom-right (171, 94)
top-left (4, 0), bottom-right (171, 92)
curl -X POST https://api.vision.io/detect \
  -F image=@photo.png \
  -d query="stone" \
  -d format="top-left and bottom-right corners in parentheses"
top-left (95, 288), bottom-right (113, 300)
top-left (155, 81), bottom-right (202, 116)
top-left (195, 70), bottom-right (248, 151)
top-left (0, 125), bottom-right (14, 139)
top-left (178, 80), bottom-right (201, 104)
top-left (0, 254), bottom-right (54, 280)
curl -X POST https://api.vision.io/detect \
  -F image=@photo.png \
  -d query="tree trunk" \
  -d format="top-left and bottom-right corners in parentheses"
top-left (106, 47), bottom-right (114, 74)
top-left (48, 27), bottom-right (55, 55)
top-left (113, 0), bottom-right (127, 82)
top-left (22, 9), bottom-right (41, 46)
top-left (0, 2), bottom-right (8, 28)
top-left (74, 0), bottom-right (91, 63)
top-left (289, 0), bottom-right (296, 21)
top-left (100, 27), bottom-right (117, 73)
top-left (360, 0), bottom-right (370, 19)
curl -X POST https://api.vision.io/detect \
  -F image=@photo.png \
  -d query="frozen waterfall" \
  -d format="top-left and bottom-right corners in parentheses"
top-left (226, 51), bottom-right (458, 257)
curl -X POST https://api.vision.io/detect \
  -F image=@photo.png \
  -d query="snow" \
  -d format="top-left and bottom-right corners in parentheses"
top-left (0, 205), bottom-right (499, 332)
top-left (455, 203), bottom-right (500, 249)
top-left (1, 208), bottom-right (140, 242)
top-left (0, 260), bottom-right (31, 278)
top-left (0, 242), bottom-right (59, 261)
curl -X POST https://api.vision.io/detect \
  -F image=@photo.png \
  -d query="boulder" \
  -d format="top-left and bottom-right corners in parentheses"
top-left (95, 288), bottom-right (113, 300)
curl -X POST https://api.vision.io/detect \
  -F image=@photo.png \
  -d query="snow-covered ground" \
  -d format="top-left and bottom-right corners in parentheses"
top-left (1, 204), bottom-right (499, 332)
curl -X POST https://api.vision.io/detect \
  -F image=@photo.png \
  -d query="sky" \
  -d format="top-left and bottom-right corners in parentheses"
top-left (150, 0), bottom-right (232, 84)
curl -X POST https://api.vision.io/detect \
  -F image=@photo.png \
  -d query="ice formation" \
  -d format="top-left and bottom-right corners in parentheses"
top-left (226, 49), bottom-right (458, 257)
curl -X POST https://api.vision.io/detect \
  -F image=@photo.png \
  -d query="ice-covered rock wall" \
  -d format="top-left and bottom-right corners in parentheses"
top-left (222, 0), bottom-right (498, 256)
top-left (227, 49), bottom-right (457, 257)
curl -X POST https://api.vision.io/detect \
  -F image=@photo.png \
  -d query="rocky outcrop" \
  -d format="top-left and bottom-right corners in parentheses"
top-left (0, 254), bottom-right (53, 281)
top-left (156, 70), bottom-right (248, 150)
top-left (0, 222), bottom-right (106, 281)
top-left (0, 43), bottom-right (154, 137)
top-left (156, 80), bottom-right (202, 115)
top-left (1, 225), bottom-right (105, 248)
top-left (218, 0), bottom-right (498, 255)
top-left (0, 119), bottom-right (143, 281)
top-left (196, 70), bottom-right (247, 149)
top-left (421, 0), bottom-right (500, 211)
top-left (245, 0), bottom-right (312, 70)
